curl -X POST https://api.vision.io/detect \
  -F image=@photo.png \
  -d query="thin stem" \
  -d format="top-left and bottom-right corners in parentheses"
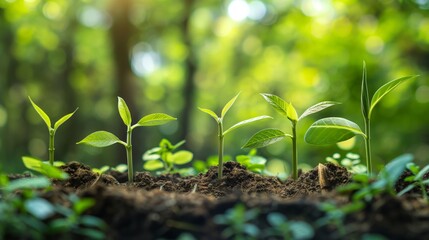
top-left (291, 123), bottom-right (298, 180)
top-left (126, 127), bottom-right (133, 183)
top-left (49, 129), bottom-right (55, 165)
top-left (364, 118), bottom-right (372, 174)
top-left (218, 120), bottom-right (224, 180)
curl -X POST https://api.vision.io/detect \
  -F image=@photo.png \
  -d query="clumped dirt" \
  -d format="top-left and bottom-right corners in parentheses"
top-left (13, 161), bottom-right (429, 239)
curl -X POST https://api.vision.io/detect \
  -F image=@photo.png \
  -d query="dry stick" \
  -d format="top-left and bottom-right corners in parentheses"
top-left (318, 163), bottom-right (330, 193)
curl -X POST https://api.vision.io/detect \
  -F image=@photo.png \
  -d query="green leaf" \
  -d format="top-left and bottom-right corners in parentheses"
top-left (4, 177), bottom-right (51, 192)
top-left (198, 107), bottom-right (219, 122)
top-left (221, 93), bottom-right (240, 119)
top-left (134, 113), bottom-right (177, 127)
top-left (242, 128), bottom-right (291, 149)
top-left (54, 108), bottom-right (78, 130)
top-left (22, 156), bottom-right (69, 179)
top-left (361, 61), bottom-right (370, 119)
top-left (260, 93), bottom-right (289, 117)
top-left (304, 117), bottom-right (365, 145)
top-left (77, 131), bottom-right (125, 147)
top-left (376, 154), bottom-right (413, 189)
top-left (223, 115), bottom-right (272, 135)
top-left (369, 75), bottom-right (418, 118)
top-left (287, 103), bottom-right (298, 122)
top-left (415, 165), bottom-right (429, 180)
top-left (118, 97), bottom-right (132, 126)
top-left (170, 150), bottom-right (193, 165)
top-left (299, 101), bottom-right (340, 121)
top-left (143, 160), bottom-right (164, 171)
top-left (28, 97), bottom-right (51, 129)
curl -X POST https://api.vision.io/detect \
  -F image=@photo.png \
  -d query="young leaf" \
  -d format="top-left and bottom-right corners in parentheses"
top-left (134, 113), bottom-right (177, 127)
top-left (242, 128), bottom-right (291, 149)
top-left (361, 61), bottom-right (370, 119)
top-left (22, 156), bottom-right (69, 179)
top-left (416, 165), bottom-right (429, 180)
top-left (118, 97), bottom-right (132, 126)
top-left (369, 75), bottom-right (418, 118)
top-left (299, 101), bottom-right (340, 121)
top-left (171, 151), bottom-right (193, 165)
top-left (77, 131), bottom-right (124, 147)
top-left (54, 108), bottom-right (78, 130)
top-left (143, 160), bottom-right (164, 171)
top-left (287, 103), bottom-right (298, 122)
top-left (198, 107), bottom-right (219, 122)
top-left (223, 115), bottom-right (272, 136)
top-left (221, 93), bottom-right (240, 119)
top-left (260, 93), bottom-right (289, 117)
top-left (304, 117), bottom-right (365, 145)
top-left (4, 177), bottom-right (51, 192)
top-left (29, 97), bottom-right (51, 129)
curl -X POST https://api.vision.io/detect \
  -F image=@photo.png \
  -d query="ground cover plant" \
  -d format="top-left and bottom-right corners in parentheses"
top-left (77, 97), bottom-right (176, 183)
top-left (243, 94), bottom-right (338, 179)
top-left (305, 62), bottom-right (418, 173)
top-left (198, 93), bottom-right (271, 179)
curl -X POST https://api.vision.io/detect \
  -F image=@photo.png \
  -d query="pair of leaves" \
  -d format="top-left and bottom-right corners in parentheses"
top-left (143, 151), bottom-right (193, 171)
top-left (77, 97), bottom-right (176, 147)
top-left (198, 93), bottom-right (272, 136)
top-left (305, 64), bottom-right (417, 145)
top-left (29, 97), bottom-right (77, 132)
top-left (22, 156), bottom-right (69, 180)
top-left (242, 94), bottom-right (338, 149)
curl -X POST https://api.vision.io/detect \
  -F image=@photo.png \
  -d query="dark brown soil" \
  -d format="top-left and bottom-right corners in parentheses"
top-left (15, 161), bottom-right (429, 239)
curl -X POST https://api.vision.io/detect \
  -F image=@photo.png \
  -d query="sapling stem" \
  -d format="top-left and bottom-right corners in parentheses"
top-left (49, 129), bottom-right (55, 165)
top-left (291, 123), bottom-right (298, 179)
top-left (364, 118), bottom-right (372, 174)
top-left (126, 127), bottom-right (133, 183)
top-left (218, 120), bottom-right (224, 179)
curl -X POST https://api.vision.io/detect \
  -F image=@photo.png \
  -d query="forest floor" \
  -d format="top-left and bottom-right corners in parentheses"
top-left (33, 161), bottom-right (429, 239)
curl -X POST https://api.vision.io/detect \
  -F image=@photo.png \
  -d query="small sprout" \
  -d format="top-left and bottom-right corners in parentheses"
top-left (326, 153), bottom-right (366, 174)
top-left (77, 97), bottom-right (176, 183)
top-left (243, 93), bottom-right (338, 179)
top-left (235, 149), bottom-right (267, 173)
top-left (305, 62), bottom-right (418, 174)
top-left (398, 162), bottom-right (429, 200)
top-left (28, 97), bottom-right (78, 165)
top-left (143, 139), bottom-right (193, 174)
top-left (198, 93), bottom-right (271, 179)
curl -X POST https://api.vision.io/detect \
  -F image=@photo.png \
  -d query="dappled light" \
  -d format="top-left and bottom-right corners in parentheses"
top-left (0, 0), bottom-right (428, 173)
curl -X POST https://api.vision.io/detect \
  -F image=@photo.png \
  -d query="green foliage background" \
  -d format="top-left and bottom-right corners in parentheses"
top-left (0, 0), bottom-right (428, 173)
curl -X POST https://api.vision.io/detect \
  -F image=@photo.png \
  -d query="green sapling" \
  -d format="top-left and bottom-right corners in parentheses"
top-left (243, 93), bottom-right (338, 179)
top-left (28, 97), bottom-right (78, 165)
top-left (143, 139), bottom-right (193, 173)
top-left (305, 62), bottom-right (418, 174)
top-left (77, 97), bottom-right (176, 183)
top-left (198, 93), bottom-right (271, 179)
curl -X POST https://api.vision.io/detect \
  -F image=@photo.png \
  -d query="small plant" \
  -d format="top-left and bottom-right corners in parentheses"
top-left (397, 162), bottom-right (429, 200)
top-left (28, 97), bottom-right (78, 165)
top-left (143, 139), bottom-right (193, 173)
top-left (305, 62), bottom-right (418, 173)
top-left (213, 203), bottom-right (260, 240)
top-left (243, 93), bottom-right (338, 179)
top-left (326, 152), bottom-right (366, 174)
top-left (264, 212), bottom-right (314, 240)
top-left (235, 149), bottom-right (267, 174)
top-left (77, 97), bottom-right (176, 183)
top-left (338, 154), bottom-right (413, 201)
top-left (198, 93), bottom-right (271, 179)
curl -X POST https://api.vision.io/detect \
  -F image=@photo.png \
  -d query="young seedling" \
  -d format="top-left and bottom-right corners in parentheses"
top-left (77, 97), bottom-right (176, 183)
top-left (28, 97), bottom-right (78, 165)
top-left (398, 162), bottom-right (429, 200)
top-left (143, 139), bottom-right (193, 173)
top-left (242, 93), bottom-right (338, 179)
top-left (305, 62), bottom-right (418, 174)
top-left (198, 93), bottom-right (271, 179)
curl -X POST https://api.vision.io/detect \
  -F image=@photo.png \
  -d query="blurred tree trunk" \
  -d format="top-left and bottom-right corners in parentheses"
top-left (179, 0), bottom-right (197, 145)
top-left (108, 0), bottom-right (144, 164)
